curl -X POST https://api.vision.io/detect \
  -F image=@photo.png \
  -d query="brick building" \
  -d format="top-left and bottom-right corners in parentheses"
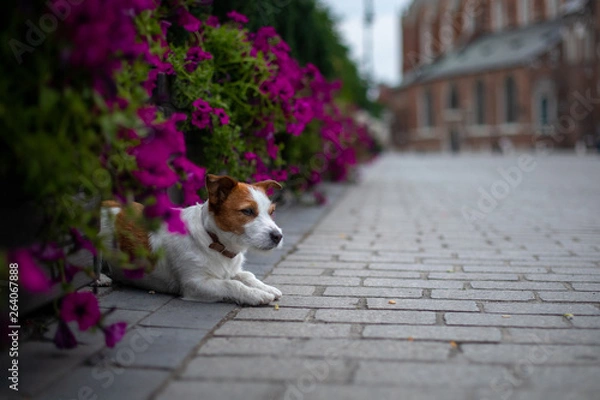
top-left (380, 0), bottom-right (599, 152)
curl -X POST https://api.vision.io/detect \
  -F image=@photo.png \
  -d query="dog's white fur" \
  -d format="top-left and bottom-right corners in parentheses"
top-left (97, 181), bottom-right (283, 306)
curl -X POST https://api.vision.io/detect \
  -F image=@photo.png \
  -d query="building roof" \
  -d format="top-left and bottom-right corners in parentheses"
top-left (399, 19), bottom-right (564, 89)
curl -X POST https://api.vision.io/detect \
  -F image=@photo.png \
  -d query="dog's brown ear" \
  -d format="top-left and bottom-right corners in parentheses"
top-left (206, 174), bottom-right (238, 206)
top-left (253, 180), bottom-right (283, 193)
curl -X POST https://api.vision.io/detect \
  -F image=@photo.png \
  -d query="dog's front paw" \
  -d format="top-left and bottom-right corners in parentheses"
top-left (241, 289), bottom-right (275, 306)
top-left (262, 284), bottom-right (283, 300)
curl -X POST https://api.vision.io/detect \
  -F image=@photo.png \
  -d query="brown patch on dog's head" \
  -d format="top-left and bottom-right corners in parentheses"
top-left (205, 174), bottom-right (259, 234)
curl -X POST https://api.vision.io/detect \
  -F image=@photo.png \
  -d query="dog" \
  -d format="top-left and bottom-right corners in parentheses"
top-left (95, 174), bottom-right (284, 305)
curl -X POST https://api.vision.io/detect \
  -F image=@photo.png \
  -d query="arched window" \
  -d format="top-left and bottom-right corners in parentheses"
top-left (474, 80), bottom-right (486, 125)
top-left (504, 76), bottom-right (518, 123)
top-left (449, 83), bottom-right (460, 109)
top-left (423, 88), bottom-right (434, 127)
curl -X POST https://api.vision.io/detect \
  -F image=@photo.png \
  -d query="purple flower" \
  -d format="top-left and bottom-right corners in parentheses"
top-left (138, 106), bottom-right (157, 125)
top-left (164, 208), bottom-right (187, 234)
top-left (313, 191), bottom-right (327, 205)
top-left (173, 157), bottom-right (206, 205)
top-left (178, 7), bottom-right (201, 31)
top-left (185, 47), bottom-right (213, 73)
top-left (53, 320), bottom-right (78, 349)
top-left (103, 322), bottom-right (127, 348)
top-left (30, 242), bottom-right (64, 262)
top-left (8, 249), bottom-right (51, 293)
top-left (60, 292), bottom-right (101, 331)
top-left (266, 138), bottom-right (279, 159)
top-left (226, 11), bottom-right (249, 24)
top-left (193, 99), bottom-right (212, 113)
top-left (205, 16), bottom-right (220, 27)
top-left (214, 108), bottom-right (229, 125)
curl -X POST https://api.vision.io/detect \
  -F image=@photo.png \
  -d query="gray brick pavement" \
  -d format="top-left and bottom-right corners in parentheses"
top-left (11, 154), bottom-right (600, 400)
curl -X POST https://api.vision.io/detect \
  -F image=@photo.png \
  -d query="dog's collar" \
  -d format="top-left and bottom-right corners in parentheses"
top-left (206, 230), bottom-right (238, 259)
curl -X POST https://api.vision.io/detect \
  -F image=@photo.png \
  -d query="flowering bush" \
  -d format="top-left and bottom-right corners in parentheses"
top-left (0, 0), bottom-right (378, 349)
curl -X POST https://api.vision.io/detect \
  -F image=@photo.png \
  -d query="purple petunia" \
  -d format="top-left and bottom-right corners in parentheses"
top-left (226, 11), bottom-right (249, 24)
top-left (8, 249), bottom-right (51, 293)
top-left (103, 322), bottom-right (128, 348)
top-left (60, 292), bottom-right (101, 331)
top-left (178, 7), bottom-right (201, 31)
top-left (213, 108), bottom-right (230, 125)
top-left (184, 47), bottom-right (213, 73)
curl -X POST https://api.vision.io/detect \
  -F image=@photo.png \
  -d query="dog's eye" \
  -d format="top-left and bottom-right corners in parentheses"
top-left (240, 208), bottom-right (254, 216)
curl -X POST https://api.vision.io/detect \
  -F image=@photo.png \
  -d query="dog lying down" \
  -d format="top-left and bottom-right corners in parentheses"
top-left (95, 174), bottom-right (284, 306)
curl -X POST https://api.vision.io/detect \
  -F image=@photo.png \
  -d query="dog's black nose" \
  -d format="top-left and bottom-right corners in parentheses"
top-left (270, 231), bottom-right (282, 245)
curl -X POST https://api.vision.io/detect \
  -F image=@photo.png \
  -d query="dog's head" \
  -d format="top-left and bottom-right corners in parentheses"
top-left (205, 174), bottom-right (283, 251)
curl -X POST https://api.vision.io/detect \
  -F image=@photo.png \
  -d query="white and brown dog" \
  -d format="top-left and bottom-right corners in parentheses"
top-left (96, 174), bottom-right (284, 305)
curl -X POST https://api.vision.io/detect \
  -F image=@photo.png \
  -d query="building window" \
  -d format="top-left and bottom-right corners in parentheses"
top-left (504, 76), bottom-right (518, 123)
top-left (547, 0), bottom-right (560, 19)
top-left (540, 97), bottom-right (549, 126)
top-left (448, 83), bottom-right (460, 109)
top-left (474, 80), bottom-right (486, 125)
top-left (423, 89), bottom-right (434, 127)
top-left (519, 0), bottom-right (530, 25)
top-left (493, 0), bottom-right (506, 32)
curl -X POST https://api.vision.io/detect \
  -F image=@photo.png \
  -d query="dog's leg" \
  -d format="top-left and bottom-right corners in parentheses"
top-left (182, 278), bottom-right (275, 306)
top-left (233, 271), bottom-right (282, 299)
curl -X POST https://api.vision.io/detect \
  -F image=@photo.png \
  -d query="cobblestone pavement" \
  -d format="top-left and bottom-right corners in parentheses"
top-left (8, 153), bottom-right (600, 400)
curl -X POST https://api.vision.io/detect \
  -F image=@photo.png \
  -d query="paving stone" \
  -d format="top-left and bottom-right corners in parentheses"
top-left (538, 291), bottom-right (600, 303)
top-left (291, 384), bottom-right (473, 400)
top-left (428, 272), bottom-right (520, 281)
top-left (551, 267), bottom-right (600, 274)
top-left (277, 261), bottom-right (367, 269)
top-left (484, 303), bottom-right (600, 315)
top-left (333, 269), bottom-right (421, 278)
top-left (198, 337), bottom-right (450, 361)
top-left (445, 313), bottom-right (569, 328)
top-left (214, 321), bottom-right (353, 338)
top-left (354, 362), bottom-right (509, 387)
top-left (571, 283), bottom-right (600, 291)
top-left (92, 326), bottom-right (203, 369)
top-left (363, 325), bottom-right (502, 342)
top-left (181, 355), bottom-right (353, 382)
top-left (431, 289), bottom-right (535, 301)
top-left (235, 307), bottom-right (310, 321)
top-left (277, 285), bottom-right (317, 295)
top-left (35, 367), bottom-right (169, 400)
top-left (276, 296), bottom-right (359, 309)
top-left (271, 268), bottom-right (326, 275)
top-left (368, 263), bottom-right (453, 271)
top-left (462, 344), bottom-right (600, 364)
top-left (470, 281), bottom-right (567, 291)
top-left (571, 316), bottom-right (600, 328)
top-left (323, 286), bottom-right (423, 298)
top-left (98, 287), bottom-right (175, 312)
top-left (525, 274), bottom-right (600, 282)
top-left (140, 299), bottom-right (236, 330)
top-left (506, 328), bottom-right (600, 344)
top-left (367, 298), bottom-right (479, 312)
top-left (463, 265), bottom-right (549, 273)
top-left (363, 278), bottom-right (464, 289)
top-left (156, 381), bottom-right (284, 400)
top-left (314, 309), bottom-right (436, 324)
top-left (264, 275), bottom-right (361, 286)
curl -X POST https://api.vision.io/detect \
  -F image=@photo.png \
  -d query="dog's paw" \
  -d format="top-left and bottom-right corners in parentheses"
top-left (262, 284), bottom-right (283, 300)
top-left (241, 289), bottom-right (275, 306)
